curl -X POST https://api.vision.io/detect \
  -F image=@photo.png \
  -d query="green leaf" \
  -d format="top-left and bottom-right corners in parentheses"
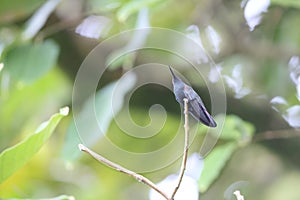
top-left (117, 0), bottom-right (161, 22)
top-left (4, 195), bottom-right (74, 200)
top-left (199, 142), bottom-right (238, 193)
top-left (4, 39), bottom-right (59, 84)
top-left (0, 107), bottom-right (69, 184)
top-left (62, 73), bottom-right (136, 161)
top-left (207, 114), bottom-right (255, 142)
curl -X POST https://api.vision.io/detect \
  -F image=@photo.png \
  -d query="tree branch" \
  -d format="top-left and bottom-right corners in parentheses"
top-left (79, 98), bottom-right (191, 200)
top-left (78, 144), bottom-right (170, 200)
top-left (171, 98), bottom-right (190, 199)
top-left (253, 129), bottom-right (300, 142)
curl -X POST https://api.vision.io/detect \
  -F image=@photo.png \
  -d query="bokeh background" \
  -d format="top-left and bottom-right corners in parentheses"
top-left (1, 0), bottom-right (300, 199)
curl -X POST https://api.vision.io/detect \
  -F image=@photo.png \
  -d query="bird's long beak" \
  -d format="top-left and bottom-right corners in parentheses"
top-left (168, 66), bottom-right (178, 80)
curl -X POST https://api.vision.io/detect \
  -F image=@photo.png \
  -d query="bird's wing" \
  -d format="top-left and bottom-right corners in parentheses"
top-left (183, 85), bottom-right (217, 127)
top-left (183, 85), bottom-right (205, 106)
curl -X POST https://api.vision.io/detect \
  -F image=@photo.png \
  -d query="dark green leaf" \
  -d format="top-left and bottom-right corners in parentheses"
top-left (4, 39), bottom-right (59, 84)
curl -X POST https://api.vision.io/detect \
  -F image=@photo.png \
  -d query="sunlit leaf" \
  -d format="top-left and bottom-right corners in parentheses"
top-left (0, 107), bottom-right (69, 183)
top-left (0, 68), bottom-right (71, 149)
top-left (4, 39), bottom-right (59, 84)
top-left (199, 142), bottom-right (238, 193)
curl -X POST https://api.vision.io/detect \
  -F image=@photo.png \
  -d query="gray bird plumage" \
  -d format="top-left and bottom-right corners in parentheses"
top-left (169, 66), bottom-right (217, 127)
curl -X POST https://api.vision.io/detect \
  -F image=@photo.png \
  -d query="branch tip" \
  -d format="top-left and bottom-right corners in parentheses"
top-left (78, 143), bottom-right (86, 151)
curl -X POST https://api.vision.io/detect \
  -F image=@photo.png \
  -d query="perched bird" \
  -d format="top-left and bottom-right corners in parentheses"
top-left (169, 66), bottom-right (217, 127)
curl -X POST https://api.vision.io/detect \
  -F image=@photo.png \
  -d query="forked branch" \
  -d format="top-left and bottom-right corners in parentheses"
top-left (79, 98), bottom-right (191, 200)
top-left (78, 144), bottom-right (169, 199)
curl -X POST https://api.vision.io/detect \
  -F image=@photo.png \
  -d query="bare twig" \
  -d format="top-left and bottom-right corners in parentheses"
top-left (253, 129), bottom-right (300, 142)
top-left (79, 98), bottom-right (191, 200)
top-left (78, 144), bottom-right (169, 200)
top-left (171, 98), bottom-right (190, 199)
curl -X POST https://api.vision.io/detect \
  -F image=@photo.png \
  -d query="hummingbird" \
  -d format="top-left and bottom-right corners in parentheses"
top-left (169, 66), bottom-right (217, 127)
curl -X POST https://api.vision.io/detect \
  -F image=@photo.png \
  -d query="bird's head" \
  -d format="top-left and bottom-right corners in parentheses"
top-left (169, 66), bottom-right (183, 85)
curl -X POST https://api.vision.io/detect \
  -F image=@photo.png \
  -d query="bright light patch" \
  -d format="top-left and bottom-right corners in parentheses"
top-left (75, 15), bottom-right (111, 39)
top-left (243, 0), bottom-right (270, 31)
top-left (185, 25), bottom-right (209, 64)
top-left (205, 26), bottom-right (221, 54)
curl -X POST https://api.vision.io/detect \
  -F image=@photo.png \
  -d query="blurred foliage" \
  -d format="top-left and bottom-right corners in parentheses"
top-left (62, 73), bottom-right (136, 161)
top-left (4, 40), bottom-right (59, 83)
top-left (198, 114), bottom-right (255, 193)
top-left (0, 0), bottom-right (45, 24)
top-left (0, 0), bottom-right (300, 200)
top-left (199, 142), bottom-right (238, 193)
top-left (0, 107), bottom-right (68, 184)
top-left (6, 195), bottom-right (75, 200)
